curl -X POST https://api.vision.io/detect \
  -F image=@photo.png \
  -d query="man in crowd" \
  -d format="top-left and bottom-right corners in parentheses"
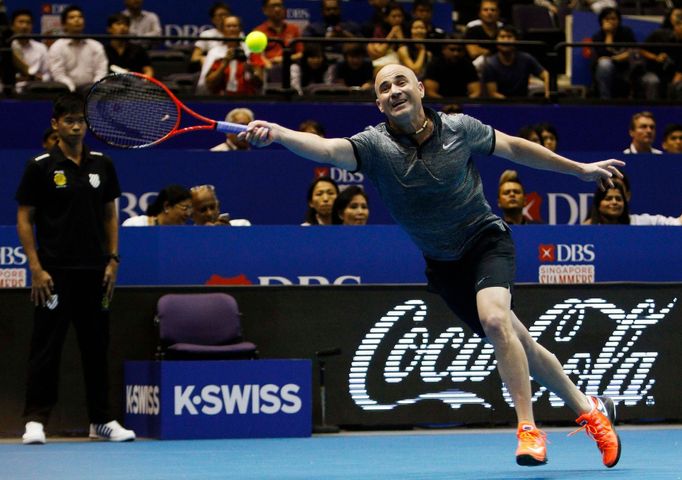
top-left (623, 111), bottom-right (662, 154)
top-left (47, 5), bottom-right (108, 92)
top-left (482, 26), bottom-right (549, 99)
top-left (254, 0), bottom-right (303, 67)
top-left (10, 9), bottom-right (50, 93)
top-left (497, 170), bottom-right (541, 224)
top-left (424, 33), bottom-right (481, 98)
top-left (303, 0), bottom-right (360, 55)
top-left (16, 93), bottom-right (135, 445)
top-left (105, 13), bottom-right (153, 76)
top-left (464, 0), bottom-right (502, 71)
top-left (210, 107), bottom-right (254, 151)
top-left (122, 0), bottom-right (161, 41)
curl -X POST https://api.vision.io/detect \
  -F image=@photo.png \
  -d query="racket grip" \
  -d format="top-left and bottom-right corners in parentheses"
top-left (216, 121), bottom-right (248, 134)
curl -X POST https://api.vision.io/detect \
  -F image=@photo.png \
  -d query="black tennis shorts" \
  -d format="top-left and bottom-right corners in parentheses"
top-left (424, 225), bottom-right (516, 337)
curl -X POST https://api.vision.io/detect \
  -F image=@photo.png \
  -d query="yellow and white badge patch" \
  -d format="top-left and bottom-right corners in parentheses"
top-left (53, 170), bottom-right (67, 188)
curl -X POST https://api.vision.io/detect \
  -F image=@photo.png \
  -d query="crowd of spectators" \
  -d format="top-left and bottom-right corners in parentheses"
top-left (3, 0), bottom-right (682, 100)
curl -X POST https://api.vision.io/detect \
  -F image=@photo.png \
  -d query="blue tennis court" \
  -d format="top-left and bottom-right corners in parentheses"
top-left (2, 426), bottom-right (680, 480)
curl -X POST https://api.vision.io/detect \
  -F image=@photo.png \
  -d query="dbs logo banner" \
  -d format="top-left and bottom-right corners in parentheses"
top-left (538, 244), bottom-right (595, 263)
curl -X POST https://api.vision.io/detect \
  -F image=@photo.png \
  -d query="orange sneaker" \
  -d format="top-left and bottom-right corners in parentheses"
top-left (572, 396), bottom-right (621, 468)
top-left (515, 422), bottom-right (547, 466)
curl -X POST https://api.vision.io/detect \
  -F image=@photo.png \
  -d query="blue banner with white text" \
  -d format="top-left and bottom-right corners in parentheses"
top-left (1, 225), bottom-right (680, 286)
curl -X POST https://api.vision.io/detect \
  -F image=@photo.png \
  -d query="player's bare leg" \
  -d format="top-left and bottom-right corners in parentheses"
top-left (510, 312), bottom-right (621, 467)
top-left (509, 311), bottom-right (592, 414)
top-left (476, 287), bottom-right (547, 466)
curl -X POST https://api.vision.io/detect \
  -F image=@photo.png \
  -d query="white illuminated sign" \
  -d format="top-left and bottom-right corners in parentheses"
top-left (350, 297), bottom-right (678, 411)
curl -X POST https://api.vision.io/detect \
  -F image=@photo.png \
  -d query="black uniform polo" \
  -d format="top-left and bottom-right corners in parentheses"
top-left (15, 145), bottom-right (121, 269)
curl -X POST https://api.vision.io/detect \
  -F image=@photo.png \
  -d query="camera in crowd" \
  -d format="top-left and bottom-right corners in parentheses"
top-left (232, 47), bottom-right (247, 62)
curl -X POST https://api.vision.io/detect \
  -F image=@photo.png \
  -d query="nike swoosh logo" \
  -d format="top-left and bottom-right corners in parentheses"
top-left (442, 140), bottom-right (456, 149)
top-left (525, 446), bottom-right (545, 455)
top-left (476, 276), bottom-right (490, 287)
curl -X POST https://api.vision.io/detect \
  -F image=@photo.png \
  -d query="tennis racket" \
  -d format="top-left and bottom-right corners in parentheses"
top-left (85, 72), bottom-right (247, 149)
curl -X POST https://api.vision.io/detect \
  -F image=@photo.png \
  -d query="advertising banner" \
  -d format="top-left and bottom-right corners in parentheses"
top-left (0, 284), bottom-right (680, 431)
top-left (1, 225), bottom-right (681, 287)
top-left (313, 285), bottom-right (682, 426)
top-left (124, 359), bottom-right (312, 439)
top-left (2, 149), bottom-right (681, 226)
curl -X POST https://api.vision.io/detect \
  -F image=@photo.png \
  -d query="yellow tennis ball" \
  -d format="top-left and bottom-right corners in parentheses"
top-left (245, 31), bottom-right (268, 53)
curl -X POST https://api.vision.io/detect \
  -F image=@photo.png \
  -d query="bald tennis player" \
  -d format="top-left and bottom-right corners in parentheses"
top-left (241, 64), bottom-right (624, 468)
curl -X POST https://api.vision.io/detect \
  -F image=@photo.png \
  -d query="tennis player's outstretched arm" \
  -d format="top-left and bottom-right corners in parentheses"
top-left (241, 121), bottom-right (357, 171)
top-left (493, 130), bottom-right (625, 191)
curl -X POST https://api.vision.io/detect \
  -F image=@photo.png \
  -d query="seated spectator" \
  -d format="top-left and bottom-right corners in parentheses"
top-left (121, 0), bottom-right (161, 43)
top-left (662, 123), bottom-right (682, 153)
top-left (623, 111), bottom-right (662, 154)
top-left (598, 170), bottom-right (682, 225)
top-left (47, 6), bottom-right (108, 92)
top-left (497, 170), bottom-right (542, 224)
top-left (397, 18), bottom-right (432, 79)
top-left (518, 125), bottom-right (541, 143)
top-left (205, 15), bottom-right (264, 96)
top-left (535, 122), bottom-right (558, 151)
top-left (191, 184), bottom-right (251, 226)
top-left (122, 185), bottom-right (192, 226)
top-left (332, 186), bottom-right (370, 225)
top-left (464, 0), bottom-right (502, 72)
top-left (299, 119), bottom-right (326, 137)
top-left (367, 2), bottom-right (406, 74)
top-left (105, 14), bottom-right (153, 77)
top-left (191, 2), bottom-right (232, 67)
top-left (211, 107), bottom-right (253, 151)
top-left (638, 7), bottom-right (682, 100)
top-left (590, 7), bottom-right (636, 99)
top-left (481, 26), bottom-right (550, 99)
top-left (290, 44), bottom-right (333, 95)
top-left (332, 43), bottom-right (374, 89)
top-left (411, 0), bottom-right (446, 58)
top-left (10, 9), bottom-right (50, 93)
top-left (302, 176), bottom-right (339, 226)
top-left (254, 0), bottom-right (304, 68)
top-left (587, 183), bottom-right (630, 224)
top-left (303, 0), bottom-right (361, 55)
top-left (424, 35), bottom-right (480, 98)
top-left (42, 126), bottom-right (59, 150)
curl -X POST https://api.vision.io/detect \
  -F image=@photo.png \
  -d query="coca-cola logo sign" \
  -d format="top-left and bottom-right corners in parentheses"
top-left (349, 296), bottom-right (678, 411)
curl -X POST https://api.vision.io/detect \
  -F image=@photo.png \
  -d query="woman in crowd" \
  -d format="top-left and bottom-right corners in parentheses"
top-left (290, 44), bottom-right (333, 95)
top-left (302, 176), bottom-right (339, 225)
top-left (536, 122), bottom-right (559, 152)
top-left (591, 7), bottom-right (636, 99)
top-left (397, 18), bottom-right (431, 78)
top-left (588, 182), bottom-right (630, 224)
top-left (332, 186), bottom-right (370, 225)
top-left (367, 3), bottom-right (407, 74)
top-left (122, 184), bottom-right (193, 226)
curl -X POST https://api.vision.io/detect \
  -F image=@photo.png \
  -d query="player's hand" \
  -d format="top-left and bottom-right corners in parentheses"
top-left (103, 261), bottom-right (118, 303)
top-left (30, 268), bottom-right (54, 306)
top-left (578, 159), bottom-right (625, 190)
top-left (240, 120), bottom-right (277, 147)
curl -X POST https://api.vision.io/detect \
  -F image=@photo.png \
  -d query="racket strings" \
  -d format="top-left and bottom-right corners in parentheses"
top-left (86, 74), bottom-right (179, 148)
